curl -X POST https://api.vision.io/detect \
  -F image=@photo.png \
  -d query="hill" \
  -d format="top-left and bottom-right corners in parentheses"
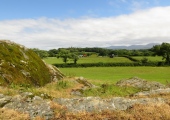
top-left (0, 40), bottom-right (64, 86)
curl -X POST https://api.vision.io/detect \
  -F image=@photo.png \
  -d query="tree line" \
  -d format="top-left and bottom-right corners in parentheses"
top-left (31, 42), bottom-right (170, 65)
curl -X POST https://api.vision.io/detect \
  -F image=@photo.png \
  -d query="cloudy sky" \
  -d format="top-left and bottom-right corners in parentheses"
top-left (1, 0), bottom-right (170, 50)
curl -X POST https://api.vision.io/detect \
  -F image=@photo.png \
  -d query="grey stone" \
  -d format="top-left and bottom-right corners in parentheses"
top-left (116, 77), bottom-right (166, 90)
top-left (0, 96), bottom-right (12, 107)
top-left (134, 88), bottom-right (170, 96)
top-left (54, 96), bottom-right (167, 113)
top-left (0, 93), bottom-right (54, 120)
top-left (76, 77), bottom-right (96, 88)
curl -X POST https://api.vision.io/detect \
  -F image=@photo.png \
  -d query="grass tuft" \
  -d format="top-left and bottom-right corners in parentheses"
top-left (82, 84), bottom-right (141, 98)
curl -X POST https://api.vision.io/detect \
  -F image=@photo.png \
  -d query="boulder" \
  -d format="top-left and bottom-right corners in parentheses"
top-left (54, 96), bottom-right (166, 112)
top-left (0, 40), bottom-right (64, 86)
top-left (116, 77), bottom-right (166, 90)
top-left (0, 92), bottom-right (54, 120)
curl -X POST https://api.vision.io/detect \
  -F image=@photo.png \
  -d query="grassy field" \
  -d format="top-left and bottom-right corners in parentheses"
top-left (44, 56), bottom-right (169, 85)
top-left (60, 67), bottom-right (170, 85)
top-left (132, 56), bottom-right (163, 61)
top-left (43, 56), bottom-right (163, 65)
top-left (43, 56), bottom-right (133, 64)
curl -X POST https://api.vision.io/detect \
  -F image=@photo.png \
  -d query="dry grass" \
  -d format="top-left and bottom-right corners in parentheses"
top-left (0, 108), bottom-right (29, 120)
top-left (0, 77), bottom-right (82, 98)
top-left (0, 87), bottom-right (18, 96)
top-left (35, 78), bottom-right (83, 98)
top-left (127, 103), bottom-right (170, 120)
top-left (51, 103), bottom-right (170, 120)
top-left (1, 102), bottom-right (170, 120)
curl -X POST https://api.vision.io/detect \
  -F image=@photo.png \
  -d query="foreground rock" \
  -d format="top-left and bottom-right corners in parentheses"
top-left (54, 96), bottom-right (166, 113)
top-left (71, 77), bottom-right (98, 96)
top-left (116, 77), bottom-right (166, 90)
top-left (134, 88), bottom-right (170, 96)
top-left (0, 93), bottom-right (54, 120)
top-left (54, 78), bottom-right (170, 113)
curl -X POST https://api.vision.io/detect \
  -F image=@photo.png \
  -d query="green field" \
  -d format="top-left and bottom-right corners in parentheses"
top-left (44, 56), bottom-right (169, 85)
top-left (43, 56), bottom-right (133, 64)
top-left (132, 56), bottom-right (163, 61)
top-left (60, 67), bottom-right (170, 85)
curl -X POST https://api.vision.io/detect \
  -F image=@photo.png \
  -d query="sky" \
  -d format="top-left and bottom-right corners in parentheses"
top-left (1, 0), bottom-right (170, 50)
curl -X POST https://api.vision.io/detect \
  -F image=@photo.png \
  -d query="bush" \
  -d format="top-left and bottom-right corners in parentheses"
top-left (122, 55), bottom-right (139, 62)
top-left (53, 61), bottom-right (162, 68)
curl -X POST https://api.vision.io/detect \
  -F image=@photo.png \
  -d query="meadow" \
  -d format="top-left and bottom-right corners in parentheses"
top-left (43, 55), bottom-right (163, 64)
top-left (59, 67), bottom-right (170, 85)
top-left (44, 56), bottom-right (169, 85)
top-left (132, 56), bottom-right (163, 61)
top-left (43, 56), bottom-right (133, 64)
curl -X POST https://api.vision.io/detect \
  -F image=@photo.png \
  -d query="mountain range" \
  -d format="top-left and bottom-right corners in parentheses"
top-left (106, 43), bottom-right (159, 50)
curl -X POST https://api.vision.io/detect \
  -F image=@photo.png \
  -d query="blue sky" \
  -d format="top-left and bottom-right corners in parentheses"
top-left (1, 0), bottom-right (170, 49)
top-left (1, 0), bottom-right (169, 19)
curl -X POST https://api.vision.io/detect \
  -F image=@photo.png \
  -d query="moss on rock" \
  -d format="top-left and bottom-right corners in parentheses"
top-left (0, 40), bottom-right (63, 86)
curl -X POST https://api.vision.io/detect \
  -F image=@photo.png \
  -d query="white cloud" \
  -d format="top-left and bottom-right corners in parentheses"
top-left (1, 6), bottom-right (170, 50)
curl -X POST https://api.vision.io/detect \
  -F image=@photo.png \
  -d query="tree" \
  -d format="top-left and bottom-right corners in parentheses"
top-left (151, 45), bottom-right (161, 56)
top-left (71, 53), bottom-right (79, 64)
top-left (48, 49), bottom-right (58, 57)
top-left (57, 49), bottom-right (71, 63)
top-left (31, 48), bottom-right (49, 58)
top-left (151, 43), bottom-right (170, 64)
top-left (57, 48), bottom-right (80, 64)
top-left (160, 43), bottom-right (170, 64)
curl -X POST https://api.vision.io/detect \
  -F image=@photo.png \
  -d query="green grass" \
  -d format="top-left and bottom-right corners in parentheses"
top-left (132, 56), bottom-right (163, 61)
top-left (60, 67), bottom-right (170, 85)
top-left (82, 84), bottom-right (141, 98)
top-left (43, 56), bottom-right (133, 64)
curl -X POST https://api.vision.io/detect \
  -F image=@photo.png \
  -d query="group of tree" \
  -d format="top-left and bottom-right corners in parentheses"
top-left (31, 42), bottom-right (170, 65)
top-left (56, 48), bottom-right (79, 64)
top-left (151, 42), bottom-right (170, 64)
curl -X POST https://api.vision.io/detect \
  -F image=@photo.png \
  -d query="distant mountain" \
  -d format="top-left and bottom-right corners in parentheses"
top-left (106, 43), bottom-right (160, 50)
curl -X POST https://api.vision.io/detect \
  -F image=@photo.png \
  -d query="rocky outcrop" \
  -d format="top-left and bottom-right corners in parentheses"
top-left (0, 40), bottom-right (64, 86)
top-left (54, 78), bottom-right (170, 113)
top-left (45, 63), bottom-right (65, 82)
top-left (134, 88), bottom-right (170, 96)
top-left (54, 96), bottom-right (167, 113)
top-left (71, 77), bottom-right (98, 96)
top-left (0, 93), bottom-right (54, 120)
top-left (116, 77), bottom-right (166, 90)
top-left (75, 77), bottom-right (96, 88)
top-left (0, 78), bottom-right (170, 119)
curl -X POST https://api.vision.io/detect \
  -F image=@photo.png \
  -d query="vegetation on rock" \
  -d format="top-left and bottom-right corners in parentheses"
top-left (0, 40), bottom-right (63, 86)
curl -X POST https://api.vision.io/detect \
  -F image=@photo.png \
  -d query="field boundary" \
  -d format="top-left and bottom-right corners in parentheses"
top-left (53, 61), bottom-right (167, 68)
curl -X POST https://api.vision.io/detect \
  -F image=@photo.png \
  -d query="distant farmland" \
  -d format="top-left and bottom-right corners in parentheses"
top-left (43, 56), bottom-right (163, 65)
